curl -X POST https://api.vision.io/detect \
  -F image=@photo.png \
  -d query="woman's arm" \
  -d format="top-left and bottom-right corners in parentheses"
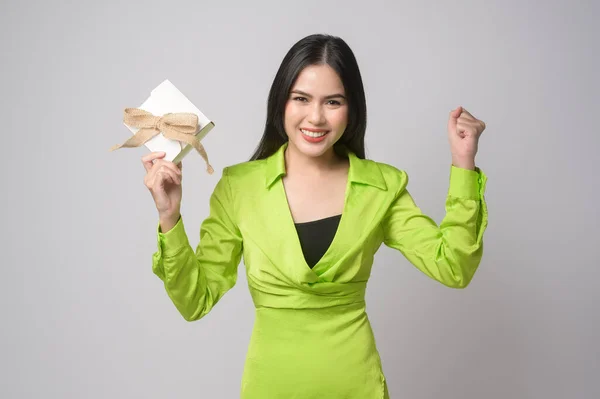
top-left (152, 167), bottom-right (243, 321)
top-left (381, 165), bottom-right (488, 288)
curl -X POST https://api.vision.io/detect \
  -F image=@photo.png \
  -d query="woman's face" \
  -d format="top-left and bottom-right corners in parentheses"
top-left (283, 64), bottom-right (348, 159)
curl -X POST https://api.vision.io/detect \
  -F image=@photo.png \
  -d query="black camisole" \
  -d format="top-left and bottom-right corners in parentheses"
top-left (294, 214), bottom-right (342, 268)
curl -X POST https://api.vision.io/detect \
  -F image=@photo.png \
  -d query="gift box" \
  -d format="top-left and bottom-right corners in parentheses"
top-left (111, 79), bottom-right (214, 174)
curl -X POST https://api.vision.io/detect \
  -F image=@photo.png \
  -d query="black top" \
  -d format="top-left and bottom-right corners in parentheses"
top-left (294, 214), bottom-right (342, 268)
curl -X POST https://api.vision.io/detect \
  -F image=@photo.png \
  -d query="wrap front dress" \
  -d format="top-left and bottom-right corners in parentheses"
top-left (152, 142), bottom-right (488, 398)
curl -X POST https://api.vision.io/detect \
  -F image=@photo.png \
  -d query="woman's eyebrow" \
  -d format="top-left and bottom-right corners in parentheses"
top-left (290, 90), bottom-right (346, 100)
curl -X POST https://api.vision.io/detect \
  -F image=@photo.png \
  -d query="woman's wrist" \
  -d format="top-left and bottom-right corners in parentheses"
top-left (451, 156), bottom-right (475, 170)
top-left (159, 212), bottom-right (181, 233)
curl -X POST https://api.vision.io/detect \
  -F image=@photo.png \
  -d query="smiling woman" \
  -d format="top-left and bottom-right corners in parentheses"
top-left (250, 33), bottom-right (368, 162)
top-left (284, 71), bottom-right (348, 148)
top-left (146, 33), bottom-right (489, 399)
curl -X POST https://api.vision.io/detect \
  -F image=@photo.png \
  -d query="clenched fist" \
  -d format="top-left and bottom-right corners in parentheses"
top-left (447, 106), bottom-right (486, 170)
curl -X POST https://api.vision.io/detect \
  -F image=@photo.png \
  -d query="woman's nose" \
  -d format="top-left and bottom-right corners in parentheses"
top-left (308, 103), bottom-right (326, 125)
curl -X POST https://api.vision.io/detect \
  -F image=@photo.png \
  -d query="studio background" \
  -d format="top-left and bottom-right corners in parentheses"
top-left (1, 0), bottom-right (598, 398)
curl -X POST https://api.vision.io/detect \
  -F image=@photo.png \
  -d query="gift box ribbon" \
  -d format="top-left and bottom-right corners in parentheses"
top-left (110, 108), bottom-right (214, 174)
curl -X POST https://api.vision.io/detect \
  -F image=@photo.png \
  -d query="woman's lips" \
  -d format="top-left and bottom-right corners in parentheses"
top-left (300, 128), bottom-right (329, 143)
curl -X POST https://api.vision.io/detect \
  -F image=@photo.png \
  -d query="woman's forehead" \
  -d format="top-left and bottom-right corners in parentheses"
top-left (292, 64), bottom-right (345, 95)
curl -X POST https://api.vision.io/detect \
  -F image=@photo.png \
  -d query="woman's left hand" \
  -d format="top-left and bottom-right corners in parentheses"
top-left (447, 106), bottom-right (486, 170)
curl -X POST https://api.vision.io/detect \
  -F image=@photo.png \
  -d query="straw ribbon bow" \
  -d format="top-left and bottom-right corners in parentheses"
top-left (110, 108), bottom-right (213, 174)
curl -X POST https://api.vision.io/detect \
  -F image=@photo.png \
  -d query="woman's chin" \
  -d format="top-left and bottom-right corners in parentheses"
top-left (297, 142), bottom-right (334, 158)
top-left (288, 132), bottom-right (340, 158)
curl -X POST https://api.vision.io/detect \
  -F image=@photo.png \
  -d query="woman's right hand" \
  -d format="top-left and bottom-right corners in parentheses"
top-left (142, 152), bottom-right (183, 227)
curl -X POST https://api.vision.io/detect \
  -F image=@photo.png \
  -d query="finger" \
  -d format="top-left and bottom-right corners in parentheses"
top-left (456, 114), bottom-right (482, 128)
top-left (158, 165), bottom-right (182, 184)
top-left (147, 160), bottom-right (178, 185)
top-left (457, 112), bottom-right (477, 123)
top-left (458, 109), bottom-right (481, 125)
top-left (156, 168), bottom-right (181, 186)
top-left (142, 152), bottom-right (166, 172)
top-left (153, 171), bottom-right (174, 190)
top-left (448, 107), bottom-right (461, 131)
top-left (456, 122), bottom-right (478, 137)
top-left (467, 117), bottom-right (485, 131)
top-left (153, 159), bottom-right (183, 177)
top-left (449, 106), bottom-right (462, 119)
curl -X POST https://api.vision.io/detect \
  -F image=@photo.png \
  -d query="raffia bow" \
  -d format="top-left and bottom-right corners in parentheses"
top-left (110, 108), bottom-right (214, 174)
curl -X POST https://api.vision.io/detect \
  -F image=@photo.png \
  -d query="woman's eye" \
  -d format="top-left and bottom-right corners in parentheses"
top-left (292, 97), bottom-right (342, 105)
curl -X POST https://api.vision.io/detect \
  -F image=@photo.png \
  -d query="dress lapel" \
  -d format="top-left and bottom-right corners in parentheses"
top-left (259, 142), bottom-right (389, 284)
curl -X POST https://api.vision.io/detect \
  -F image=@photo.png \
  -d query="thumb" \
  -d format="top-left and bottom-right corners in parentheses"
top-left (451, 106), bottom-right (463, 118)
top-left (448, 106), bottom-right (462, 130)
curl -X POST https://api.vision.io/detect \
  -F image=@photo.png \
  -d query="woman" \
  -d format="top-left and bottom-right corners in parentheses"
top-left (142, 34), bottom-right (488, 398)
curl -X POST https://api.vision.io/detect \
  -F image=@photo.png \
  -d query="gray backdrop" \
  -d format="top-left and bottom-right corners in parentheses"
top-left (1, 0), bottom-right (598, 398)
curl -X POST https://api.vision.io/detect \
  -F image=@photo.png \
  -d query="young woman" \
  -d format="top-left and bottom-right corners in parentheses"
top-left (141, 34), bottom-right (488, 398)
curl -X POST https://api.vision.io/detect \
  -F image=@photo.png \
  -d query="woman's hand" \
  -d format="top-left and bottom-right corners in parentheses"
top-left (142, 152), bottom-right (183, 229)
top-left (447, 106), bottom-right (486, 170)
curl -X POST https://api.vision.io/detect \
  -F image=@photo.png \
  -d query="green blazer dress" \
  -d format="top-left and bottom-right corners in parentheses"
top-left (152, 141), bottom-right (488, 398)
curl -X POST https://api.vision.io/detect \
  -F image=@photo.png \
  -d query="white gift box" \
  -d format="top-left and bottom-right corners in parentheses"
top-left (123, 79), bottom-right (215, 164)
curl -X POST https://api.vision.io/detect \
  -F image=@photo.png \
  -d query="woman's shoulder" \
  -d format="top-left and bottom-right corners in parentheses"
top-left (220, 158), bottom-right (269, 187)
top-left (367, 157), bottom-right (410, 191)
top-left (369, 158), bottom-right (404, 175)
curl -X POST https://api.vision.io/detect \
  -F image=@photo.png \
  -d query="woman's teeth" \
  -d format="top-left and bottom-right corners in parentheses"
top-left (301, 129), bottom-right (328, 137)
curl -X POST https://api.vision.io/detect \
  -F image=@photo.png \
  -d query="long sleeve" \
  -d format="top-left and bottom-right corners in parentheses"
top-left (381, 165), bottom-right (488, 288)
top-left (152, 167), bottom-right (243, 321)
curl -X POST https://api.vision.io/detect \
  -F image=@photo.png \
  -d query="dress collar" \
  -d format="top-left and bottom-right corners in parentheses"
top-left (264, 141), bottom-right (387, 190)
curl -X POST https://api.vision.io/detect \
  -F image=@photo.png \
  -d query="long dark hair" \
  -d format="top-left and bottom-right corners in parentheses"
top-left (249, 34), bottom-right (367, 161)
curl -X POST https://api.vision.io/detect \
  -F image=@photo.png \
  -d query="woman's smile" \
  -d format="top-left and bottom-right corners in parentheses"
top-left (300, 128), bottom-right (330, 142)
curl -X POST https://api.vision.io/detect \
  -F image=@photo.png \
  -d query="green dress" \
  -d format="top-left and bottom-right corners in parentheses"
top-left (152, 142), bottom-right (488, 398)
